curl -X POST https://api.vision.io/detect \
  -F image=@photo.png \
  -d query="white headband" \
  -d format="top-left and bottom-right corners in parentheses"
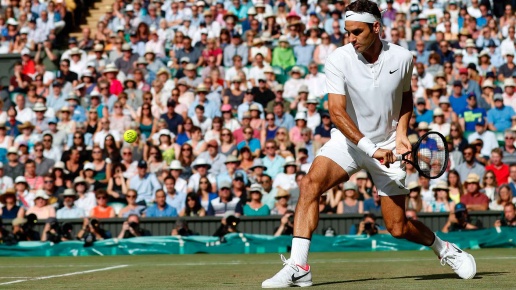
top-left (345, 11), bottom-right (380, 23)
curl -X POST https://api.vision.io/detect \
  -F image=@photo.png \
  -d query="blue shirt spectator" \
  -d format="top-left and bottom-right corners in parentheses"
top-left (275, 112), bottom-right (295, 131)
top-left (237, 138), bottom-right (261, 153)
top-left (449, 90), bottom-right (468, 115)
top-left (487, 97), bottom-right (515, 132)
top-left (262, 154), bottom-right (285, 179)
top-left (129, 163), bottom-right (162, 205)
top-left (146, 203), bottom-right (178, 217)
top-left (293, 43), bottom-right (315, 67)
top-left (459, 107), bottom-right (487, 132)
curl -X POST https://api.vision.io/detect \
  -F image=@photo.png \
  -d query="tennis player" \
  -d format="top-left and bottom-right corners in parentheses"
top-left (262, 1), bottom-right (476, 288)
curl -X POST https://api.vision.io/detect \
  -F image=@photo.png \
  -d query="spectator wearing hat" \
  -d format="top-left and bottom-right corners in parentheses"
top-left (14, 121), bottom-right (38, 151)
top-left (441, 203), bottom-right (482, 233)
top-left (273, 156), bottom-right (298, 191)
top-left (283, 66), bottom-right (306, 101)
top-left (128, 160), bottom-right (162, 205)
top-left (243, 184), bottom-right (270, 216)
top-left (487, 94), bottom-right (515, 132)
top-left (188, 158), bottom-right (217, 193)
top-left (503, 78), bottom-right (516, 110)
top-left (188, 84), bottom-right (220, 119)
top-left (31, 103), bottom-right (50, 133)
top-left (114, 43), bottom-right (138, 75)
top-left (0, 188), bottom-right (24, 219)
top-left (207, 180), bottom-right (242, 216)
top-left (216, 155), bottom-right (248, 187)
top-left (429, 108), bottom-right (450, 136)
top-left (314, 111), bottom-right (333, 145)
top-left (223, 32), bottom-right (248, 67)
top-left (56, 189), bottom-right (85, 219)
top-left (73, 174), bottom-right (96, 214)
top-left (196, 139), bottom-right (227, 176)
top-left (425, 181), bottom-right (455, 213)
top-left (414, 97), bottom-right (433, 124)
top-left (271, 188), bottom-right (294, 215)
top-left (272, 36), bottom-right (296, 69)
top-left (459, 65), bottom-right (482, 99)
top-left (26, 190), bottom-right (56, 220)
top-left (5, 147), bottom-right (24, 180)
top-left (337, 182), bottom-right (363, 214)
top-left (460, 173), bottom-right (489, 211)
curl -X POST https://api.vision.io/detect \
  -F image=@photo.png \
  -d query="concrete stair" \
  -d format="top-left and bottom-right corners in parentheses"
top-left (69, 0), bottom-right (114, 39)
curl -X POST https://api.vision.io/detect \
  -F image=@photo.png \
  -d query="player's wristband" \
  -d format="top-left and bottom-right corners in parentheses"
top-left (357, 137), bottom-right (378, 158)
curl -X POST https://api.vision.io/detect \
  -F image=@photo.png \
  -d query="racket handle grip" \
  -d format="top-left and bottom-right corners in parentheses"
top-left (395, 154), bottom-right (402, 162)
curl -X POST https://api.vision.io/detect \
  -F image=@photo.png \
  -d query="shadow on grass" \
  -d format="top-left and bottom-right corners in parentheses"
top-left (313, 272), bottom-right (508, 287)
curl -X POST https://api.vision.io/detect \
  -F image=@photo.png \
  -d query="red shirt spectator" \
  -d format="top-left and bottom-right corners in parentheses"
top-left (485, 149), bottom-right (510, 184)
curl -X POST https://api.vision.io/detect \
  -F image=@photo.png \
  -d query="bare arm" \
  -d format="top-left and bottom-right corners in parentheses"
top-left (328, 93), bottom-right (363, 144)
top-left (396, 91), bottom-right (413, 138)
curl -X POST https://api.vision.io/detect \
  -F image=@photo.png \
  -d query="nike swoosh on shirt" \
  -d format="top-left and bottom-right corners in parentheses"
top-left (292, 272), bottom-right (309, 282)
top-left (389, 69), bottom-right (399, 74)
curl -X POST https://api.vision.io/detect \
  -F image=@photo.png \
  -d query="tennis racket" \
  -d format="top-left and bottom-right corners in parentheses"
top-left (381, 131), bottom-right (449, 179)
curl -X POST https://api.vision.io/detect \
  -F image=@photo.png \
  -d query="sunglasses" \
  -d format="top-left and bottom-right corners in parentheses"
top-left (127, 195), bottom-right (136, 198)
top-left (97, 196), bottom-right (107, 200)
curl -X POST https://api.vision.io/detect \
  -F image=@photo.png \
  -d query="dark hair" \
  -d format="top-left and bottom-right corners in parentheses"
top-left (164, 174), bottom-right (176, 184)
top-left (111, 163), bottom-right (127, 175)
top-left (195, 104), bottom-right (205, 112)
top-left (196, 176), bottom-right (212, 195)
top-left (147, 145), bottom-right (163, 162)
top-left (184, 193), bottom-right (203, 216)
top-left (345, 0), bottom-right (381, 20)
top-left (462, 144), bottom-right (476, 155)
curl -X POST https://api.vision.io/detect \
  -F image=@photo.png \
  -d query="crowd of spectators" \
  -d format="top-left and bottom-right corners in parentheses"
top-left (0, 0), bottom-right (516, 242)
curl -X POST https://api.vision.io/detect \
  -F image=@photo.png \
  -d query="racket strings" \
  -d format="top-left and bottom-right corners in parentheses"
top-left (415, 133), bottom-right (447, 179)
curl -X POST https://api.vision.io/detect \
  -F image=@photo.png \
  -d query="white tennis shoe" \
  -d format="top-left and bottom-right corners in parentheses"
top-left (439, 242), bottom-right (476, 279)
top-left (262, 255), bottom-right (312, 288)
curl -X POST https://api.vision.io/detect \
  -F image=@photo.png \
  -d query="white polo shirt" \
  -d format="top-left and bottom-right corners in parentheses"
top-left (325, 41), bottom-right (413, 144)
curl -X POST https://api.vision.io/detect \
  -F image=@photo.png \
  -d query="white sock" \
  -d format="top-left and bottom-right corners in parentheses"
top-left (291, 237), bottom-right (311, 266)
top-left (430, 234), bottom-right (447, 256)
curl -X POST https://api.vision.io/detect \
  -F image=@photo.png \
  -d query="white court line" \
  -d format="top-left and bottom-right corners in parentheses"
top-left (0, 265), bottom-right (128, 286)
top-left (0, 255), bottom-right (514, 269)
top-left (0, 277), bottom-right (31, 279)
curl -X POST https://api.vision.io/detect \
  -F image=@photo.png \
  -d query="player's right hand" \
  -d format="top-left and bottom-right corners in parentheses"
top-left (373, 149), bottom-right (396, 168)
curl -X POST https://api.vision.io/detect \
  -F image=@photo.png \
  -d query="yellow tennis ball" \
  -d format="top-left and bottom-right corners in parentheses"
top-left (124, 129), bottom-right (138, 143)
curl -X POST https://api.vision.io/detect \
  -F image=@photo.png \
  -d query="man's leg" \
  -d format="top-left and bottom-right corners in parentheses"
top-left (380, 194), bottom-right (437, 246)
top-left (381, 194), bottom-right (476, 279)
top-left (262, 156), bottom-right (350, 288)
top-left (290, 156), bottom-right (349, 265)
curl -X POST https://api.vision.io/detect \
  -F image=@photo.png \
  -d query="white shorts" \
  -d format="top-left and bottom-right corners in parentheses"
top-left (316, 129), bottom-right (409, 197)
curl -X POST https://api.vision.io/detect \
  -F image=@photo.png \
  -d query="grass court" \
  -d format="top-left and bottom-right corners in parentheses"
top-left (0, 248), bottom-right (513, 289)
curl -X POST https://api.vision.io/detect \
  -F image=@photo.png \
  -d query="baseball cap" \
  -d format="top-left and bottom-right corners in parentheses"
top-left (494, 94), bottom-right (503, 101)
top-left (459, 68), bottom-right (468, 74)
top-left (234, 172), bottom-right (244, 181)
top-left (453, 80), bottom-right (463, 87)
top-left (137, 160), bottom-right (148, 168)
top-left (416, 97), bottom-right (426, 104)
top-left (219, 180), bottom-right (231, 190)
top-left (475, 117), bottom-right (486, 126)
top-left (454, 203), bottom-right (467, 213)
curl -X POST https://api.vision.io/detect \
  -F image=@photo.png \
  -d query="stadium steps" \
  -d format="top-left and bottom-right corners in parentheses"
top-left (69, 2), bottom-right (112, 38)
